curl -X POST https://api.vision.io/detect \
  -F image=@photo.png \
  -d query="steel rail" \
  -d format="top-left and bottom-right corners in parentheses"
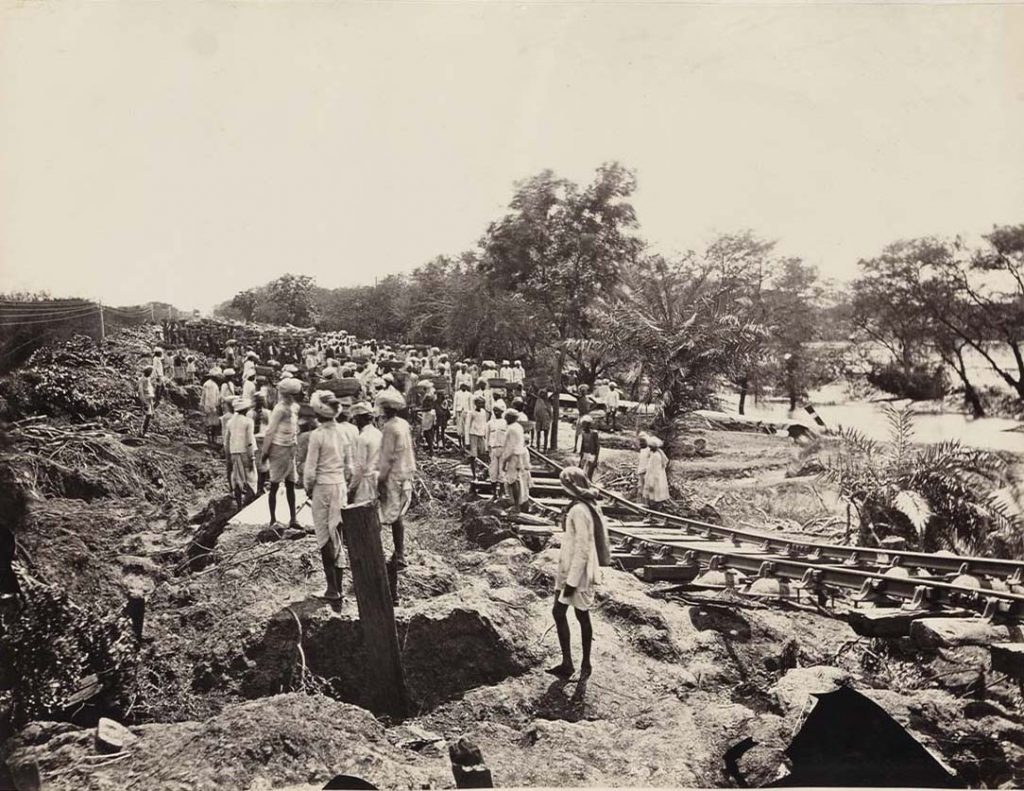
top-left (605, 525), bottom-right (1024, 619)
top-left (526, 446), bottom-right (1024, 583)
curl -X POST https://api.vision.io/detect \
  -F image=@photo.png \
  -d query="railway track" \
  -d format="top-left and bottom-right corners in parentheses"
top-left (455, 442), bottom-right (1024, 627)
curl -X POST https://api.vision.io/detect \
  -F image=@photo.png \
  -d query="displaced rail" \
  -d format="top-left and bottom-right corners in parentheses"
top-left (517, 446), bottom-right (1024, 621)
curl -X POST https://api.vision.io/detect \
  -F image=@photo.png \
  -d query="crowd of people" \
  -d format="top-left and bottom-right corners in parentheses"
top-left (134, 324), bottom-right (670, 676)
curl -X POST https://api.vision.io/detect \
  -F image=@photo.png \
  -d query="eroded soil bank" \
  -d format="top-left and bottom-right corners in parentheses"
top-left (3, 329), bottom-right (1024, 788)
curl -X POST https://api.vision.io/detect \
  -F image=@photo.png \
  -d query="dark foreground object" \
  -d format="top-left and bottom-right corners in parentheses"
top-left (770, 685), bottom-right (962, 788)
top-left (341, 503), bottom-right (408, 717)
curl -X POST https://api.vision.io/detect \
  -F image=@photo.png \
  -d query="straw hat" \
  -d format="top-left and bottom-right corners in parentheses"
top-left (559, 466), bottom-right (600, 501)
top-left (232, 396), bottom-right (252, 412)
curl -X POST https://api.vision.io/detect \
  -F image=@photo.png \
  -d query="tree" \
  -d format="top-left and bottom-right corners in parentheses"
top-left (703, 232), bottom-right (776, 414)
top-left (255, 274), bottom-right (319, 328)
top-left (479, 162), bottom-right (643, 447)
top-left (931, 225), bottom-right (1024, 403)
top-left (815, 406), bottom-right (1020, 554)
top-left (851, 240), bottom-right (937, 378)
top-left (603, 254), bottom-right (768, 445)
top-left (230, 289), bottom-right (259, 322)
top-left (765, 258), bottom-right (824, 411)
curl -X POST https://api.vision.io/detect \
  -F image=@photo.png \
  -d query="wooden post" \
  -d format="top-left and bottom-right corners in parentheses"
top-left (342, 502), bottom-right (408, 716)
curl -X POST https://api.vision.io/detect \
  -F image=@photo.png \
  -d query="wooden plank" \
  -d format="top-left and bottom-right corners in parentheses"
top-left (341, 503), bottom-right (409, 716)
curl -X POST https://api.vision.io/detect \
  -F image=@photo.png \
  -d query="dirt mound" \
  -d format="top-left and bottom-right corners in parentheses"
top-left (1, 693), bottom-right (448, 791)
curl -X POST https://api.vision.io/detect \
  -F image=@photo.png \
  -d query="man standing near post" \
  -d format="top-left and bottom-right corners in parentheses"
top-left (304, 392), bottom-right (352, 603)
top-left (376, 390), bottom-right (416, 568)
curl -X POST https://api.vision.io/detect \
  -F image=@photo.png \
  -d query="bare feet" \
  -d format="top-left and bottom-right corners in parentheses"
top-left (545, 663), bottom-right (574, 678)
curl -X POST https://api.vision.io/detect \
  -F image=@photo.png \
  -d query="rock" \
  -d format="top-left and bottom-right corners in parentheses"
top-left (462, 501), bottom-right (515, 549)
top-left (910, 617), bottom-right (1011, 649)
top-left (95, 718), bottom-right (134, 754)
top-left (488, 538), bottom-right (533, 565)
top-left (117, 555), bottom-right (161, 576)
top-left (772, 666), bottom-right (851, 714)
top-left (482, 565), bottom-right (516, 588)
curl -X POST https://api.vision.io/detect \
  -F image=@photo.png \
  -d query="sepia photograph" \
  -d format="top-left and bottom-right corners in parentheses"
top-left (1, 1), bottom-right (1023, 788)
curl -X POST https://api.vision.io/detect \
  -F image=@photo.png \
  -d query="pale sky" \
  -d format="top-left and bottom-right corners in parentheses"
top-left (2, 1), bottom-right (1022, 313)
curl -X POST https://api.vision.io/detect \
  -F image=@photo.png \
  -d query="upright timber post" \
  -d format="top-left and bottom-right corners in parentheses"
top-left (342, 502), bottom-right (408, 716)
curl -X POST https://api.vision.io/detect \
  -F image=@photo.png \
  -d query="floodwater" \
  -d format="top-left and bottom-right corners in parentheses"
top-left (730, 395), bottom-right (1023, 454)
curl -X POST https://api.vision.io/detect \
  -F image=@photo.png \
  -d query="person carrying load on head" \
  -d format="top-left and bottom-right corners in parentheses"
top-left (261, 377), bottom-right (303, 529)
top-left (348, 401), bottom-right (382, 504)
top-left (225, 396), bottom-right (258, 510)
top-left (376, 390), bottom-right (416, 569)
top-left (547, 466), bottom-right (611, 681)
top-left (303, 391), bottom-right (353, 603)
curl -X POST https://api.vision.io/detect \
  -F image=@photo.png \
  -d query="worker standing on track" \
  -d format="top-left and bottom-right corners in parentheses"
top-left (466, 395), bottom-right (489, 480)
top-left (500, 408), bottom-right (530, 515)
top-left (635, 432), bottom-right (650, 501)
top-left (486, 405), bottom-right (508, 495)
top-left (532, 390), bottom-right (552, 451)
top-left (578, 415), bottom-right (600, 480)
top-left (606, 382), bottom-right (620, 431)
top-left (453, 383), bottom-right (472, 451)
top-left (376, 390), bottom-right (416, 568)
top-left (642, 435), bottom-right (669, 506)
top-left (303, 392), bottom-right (352, 603)
top-left (547, 466), bottom-right (610, 680)
top-left (261, 377), bottom-right (302, 529)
